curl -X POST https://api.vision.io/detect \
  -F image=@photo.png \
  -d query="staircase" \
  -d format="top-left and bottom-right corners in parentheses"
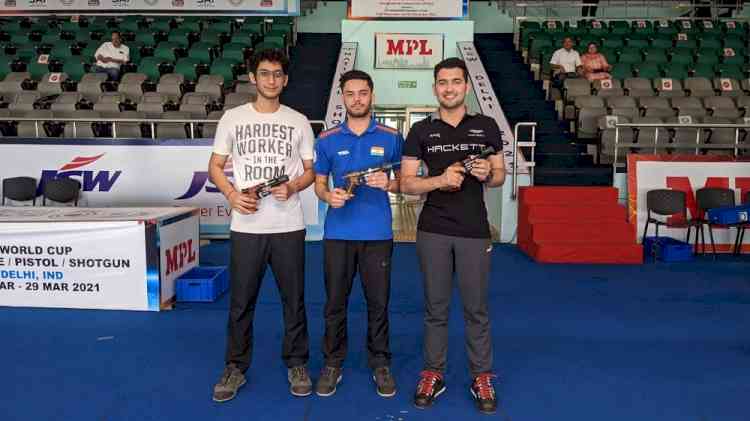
top-left (474, 34), bottom-right (613, 186)
top-left (281, 33), bottom-right (341, 120)
top-left (518, 186), bottom-right (643, 264)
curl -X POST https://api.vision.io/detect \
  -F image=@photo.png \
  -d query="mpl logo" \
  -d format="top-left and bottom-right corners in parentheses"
top-left (165, 239), bottom-right (196, 275)
top-left (196, 0), bottom-right (214, 7)
top-left (37, 154), bottom-right (122, 196)
top-left (29, 0), bottom-right (46, 7)
top-left (111, 0), bottom-right (130, 7)
top-left (386, 38), bottom-right (433, 56)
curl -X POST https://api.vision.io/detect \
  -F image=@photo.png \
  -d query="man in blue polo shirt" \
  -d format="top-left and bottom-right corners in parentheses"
top-left (313, 70), bottom-right (403, 398)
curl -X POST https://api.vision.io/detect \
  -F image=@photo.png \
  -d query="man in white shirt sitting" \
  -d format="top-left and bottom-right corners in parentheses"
top-left (549, 37), bottom-right (582, 90)
top-left (93, 31), bottom-right (130, 81)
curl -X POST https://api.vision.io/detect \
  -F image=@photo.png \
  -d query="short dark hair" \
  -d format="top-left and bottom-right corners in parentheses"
top-left (339, 70), bottom-right (373, 91)
top-left (111, 31), bottom-right (121, 37)
top-left (433, 57), bottom-right (468, 82)
top-left (249, 48), bottom-right (290, 75)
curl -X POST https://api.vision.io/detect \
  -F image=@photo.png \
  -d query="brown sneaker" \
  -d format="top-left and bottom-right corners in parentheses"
top-left (288, 365), bottom-right (312, 397)
top-left (212, 364), bottom-right (246, 403)
top-left (315, 366), bottom-right (342, 397)
top-left (373, 366), bottom-right (396, 398)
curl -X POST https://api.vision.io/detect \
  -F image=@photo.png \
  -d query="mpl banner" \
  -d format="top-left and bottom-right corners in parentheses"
top-left (627, 154), bottom-right (750, 251)
top-left (158, 213), bottom-right (199, 304)
top-left (348, 0), bottom-right (468, 19)
top-left (3, 0), bottom-right (298, 13)
top-left (374, 33), bottom-right (444, 70)
top-left (0, 221), bottom-right (149, 310)
top-left (0, 140), bottom-right (319, 238)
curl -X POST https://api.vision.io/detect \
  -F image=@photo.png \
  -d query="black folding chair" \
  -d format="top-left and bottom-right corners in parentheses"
top-left (695, 187), bottom-right (736, 258)
top-left (2, 176), bottom-right (38, 205)
top-left (42, 178), bottom-right (81, 206)
top-left (642, 189), bottom-right (697, 259)
top-left (734, 191), bottom-right (750, 255)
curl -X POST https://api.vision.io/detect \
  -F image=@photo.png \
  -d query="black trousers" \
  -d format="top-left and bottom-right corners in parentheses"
top-left (225, 229), bottom-right (309, 372)
top-left (322, 239), bottom-right (393, 369)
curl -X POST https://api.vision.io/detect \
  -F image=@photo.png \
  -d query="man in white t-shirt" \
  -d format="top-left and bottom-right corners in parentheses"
top-left (208, 49), bottom-right (316, 403)
top-left (549, 37), bottom-right (582, 89)
top-left (93, 31), bottom-right (129, 81)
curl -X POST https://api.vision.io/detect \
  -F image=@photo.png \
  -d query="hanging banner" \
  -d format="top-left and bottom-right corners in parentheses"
top-left (627, 154), bottom-right (750, 251)
top-left (374, 33), bottom-right (444, 70)
top-left (0, 0), bottom-right (299, 14)
top-left (347, 0), bottom-right (468, 20)
top-left (325, 42), bottom-right (358, 129)
top-left (0, 140), bottom-right (319, 239)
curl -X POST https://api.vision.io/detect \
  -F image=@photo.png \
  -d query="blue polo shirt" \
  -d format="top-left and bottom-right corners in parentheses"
top-left (314, 118), bottom-right (403, 241)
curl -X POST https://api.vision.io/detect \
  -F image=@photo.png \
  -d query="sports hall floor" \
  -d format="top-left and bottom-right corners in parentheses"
top-left (1, 241), bottom-right (748, 421)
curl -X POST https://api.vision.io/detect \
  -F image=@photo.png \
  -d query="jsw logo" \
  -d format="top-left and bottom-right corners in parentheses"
top-left (386, 39), bottom-right (433, 56)
top-left (176, 170), bottom-right (232, 200)
top-left (165, 239), bottom-right (197, 275)
top-left (38, 154), bottom-right (122, 196)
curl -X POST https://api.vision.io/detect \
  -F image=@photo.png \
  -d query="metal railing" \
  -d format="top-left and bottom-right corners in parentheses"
top-left (612, 121), bottom-right (750, 177)
top-left (512, 122), bottom-right (538, 200)
top-left (0, 117), bottom-right (327, 139)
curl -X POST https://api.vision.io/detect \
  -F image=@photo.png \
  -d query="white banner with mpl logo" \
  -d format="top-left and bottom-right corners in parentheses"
top-left (0, 140), bottom-right (320, 239)
top-left (158, 214), bottom-right (199, 302)
top-left (374, 33), bottom-right (444, 70)
top-left (348, 0), bottom-right (468, 19)
top-left (2, 0), bottom-right (298, 14)
top-left (0, 220), bottom-right (149, 310)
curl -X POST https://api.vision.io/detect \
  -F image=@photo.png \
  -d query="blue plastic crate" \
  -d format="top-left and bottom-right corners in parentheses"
top-left (706, 205), bottom-right (750, 225)
top-left (176, 266), bottom-right (229, 302)
top-left (643, 236), bottom-right (694, 262)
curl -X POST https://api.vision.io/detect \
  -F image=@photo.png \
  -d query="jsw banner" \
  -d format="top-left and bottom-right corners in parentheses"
top-left (0, 140), bottom-right (321, 239)
top-left (2, 0), bottom-right (298, 13)
top-left (628, 154), bottom-right (750, 251)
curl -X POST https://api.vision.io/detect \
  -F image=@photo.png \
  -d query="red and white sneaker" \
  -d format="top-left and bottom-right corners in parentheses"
top-left (470, 373), bottom-right (498, 415)
top-left (413, 370), bottom-right (446, 409)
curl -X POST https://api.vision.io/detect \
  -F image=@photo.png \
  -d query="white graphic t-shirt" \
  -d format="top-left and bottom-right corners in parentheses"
top-left (213, 103), bottom-right (315, 234)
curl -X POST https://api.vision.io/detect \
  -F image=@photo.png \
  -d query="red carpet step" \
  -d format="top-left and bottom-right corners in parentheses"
top-left (518, 187), bottom-right (643, 264)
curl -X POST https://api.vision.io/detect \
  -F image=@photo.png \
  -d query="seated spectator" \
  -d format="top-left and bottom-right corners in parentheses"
top-left (580, 42), bottom-right (612, 81)
top-left (549, 37), bottom-right (582, 89)
top-left (93, 31), bottom-right (129, 81)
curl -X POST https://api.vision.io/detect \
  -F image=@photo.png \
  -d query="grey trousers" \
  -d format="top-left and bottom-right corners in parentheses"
top-left (416, 230), bottom-right (493, 378)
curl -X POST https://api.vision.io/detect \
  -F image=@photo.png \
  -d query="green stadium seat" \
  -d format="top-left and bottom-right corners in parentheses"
top-left (177, 20), bottom-right (201, 33)
top-left (609, 21), bottom-right (630, 36)
top-left (691, 63), bottom-right (715, 79)
top-left (80, 44), bottom-right (98, 64)
top-left (41, 32), bottom-right (61, 46)
top-left (675, 20), bottom-right (698, 34)
top-left (721, 50), bottom-right (745, 66)
top-left (598, 48), bottom-right (617, 64)
top-left (655, 20), bottom-right (678, 36)
top-left (563, 22), bottom-right (587, 38)
top-left (695, 49), bottom-right (720, 65)
top-left (601, 37), bottom-right (624, 50)
top-left (542, 20), bottom-right (564, 33)
top-left (643, 48), bottom-right (669, 64)
top-left (610, 64), bottom-right (633, 80)
top-left (617, 48), bottom-right (642, 65)
top-left (15, 45), bottom-right (37, 63)
top-left (661, 63), bottom-right (689, 80)
top-left (28, 59), bottom-right (50, 81)
top-left (149, 19), bottom-right (173, 34)
top-left (137, 56), bottom-right (164, 81)
top-left (207, 20), bottom-right (232, 35)
top-left (221, 43), bottom-right (247, 64)
top-left (698, 36), bottom-right (722, 50)
top-left (210, 59), bottom-right (236, 84)
top-left (635, 62), bottom-right (660, 79)
top-left (650, 35), bottom-right (673, 49)
top-left (721, 21), bottom-right (744, 35)
top-left (723, 36), bottom-right (745, 51)
top-left (154, 42), bottom-right (179, 62)
top-left (263, 35), bottom-right (286, 48)
top-left (698, 20), bottom-right (721, 35)
top-left (625, 37), bottom-right (649, 49)
top-left (230, 34), bottom-right (254, 48)
top-left (168, 30), bottom-right (191, 47)
top-left (673, 37), bottom-right (697, 51)
top-left (62, 60), bottom-right (87, 82)
top-left (587, 21), bottom-right (608, 37)
top-left (255, 41), bottom-right (283, 53)
top-left (135, 32), bottom-right (157, 46)
top-left (188, 42), bottom-right (215, 64)
top-left (50, 42), bottom-right (73, 61)
top-left (10, 33), bottom-right (30, 45)
top-left (669, 49), bottom-right (694, 66)
top-left (528, 36), bottom-right (554, 60)
top-left (716, 64), bottom-right (745, 80)
top-left (175, 57), bottom-right (200, 82)
top-left (119, 18), bottom-right (143, 33)
top-left (631, 20), bottom-right (654, 35)
top-left (0, 57), bottom-right (11, 80)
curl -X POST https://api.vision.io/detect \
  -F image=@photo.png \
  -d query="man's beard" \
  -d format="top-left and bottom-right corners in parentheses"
top-left (346, 104), bottom-right (371, 119)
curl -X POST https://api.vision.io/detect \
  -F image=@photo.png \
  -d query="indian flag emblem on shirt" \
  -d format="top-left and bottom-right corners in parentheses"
top-left (370, 146), bottom-right (385, 156)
